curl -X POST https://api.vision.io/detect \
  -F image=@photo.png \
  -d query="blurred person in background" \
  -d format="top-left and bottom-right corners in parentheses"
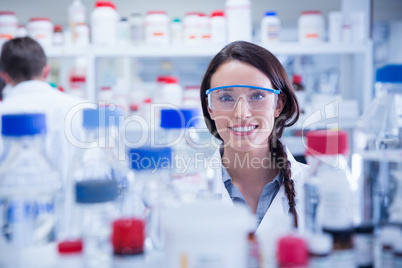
top-left (0, 37), bottom-right (88, 185)
top-left (201, 41), bottom-right (308, 235)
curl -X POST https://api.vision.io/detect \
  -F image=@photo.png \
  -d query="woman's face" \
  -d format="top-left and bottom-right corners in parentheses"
top-left (207, 61), bottom-right (285, 152)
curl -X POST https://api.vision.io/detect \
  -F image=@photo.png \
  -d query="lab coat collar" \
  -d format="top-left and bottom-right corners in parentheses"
top-left (3, 80), bottom-right (53, 99)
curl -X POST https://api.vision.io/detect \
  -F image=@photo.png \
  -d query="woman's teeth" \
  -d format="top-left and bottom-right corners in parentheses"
top-left (230, 126), bottom-right (257, 132)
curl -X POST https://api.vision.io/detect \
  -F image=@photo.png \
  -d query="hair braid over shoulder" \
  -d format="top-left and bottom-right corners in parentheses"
top-left (270, 138), bottom-right (298, 228)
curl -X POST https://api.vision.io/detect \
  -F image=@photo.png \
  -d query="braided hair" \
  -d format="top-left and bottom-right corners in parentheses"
top-left (200, 41), bottom-right (300, 227)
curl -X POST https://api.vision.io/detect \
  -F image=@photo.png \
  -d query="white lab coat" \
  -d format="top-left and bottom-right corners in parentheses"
top-left (207, 146), bottom-right (309, 236)
top-left (0, 80), bottom-right (90, 185)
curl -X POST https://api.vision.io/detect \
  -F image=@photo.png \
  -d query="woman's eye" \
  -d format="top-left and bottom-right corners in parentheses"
top-left (250, 92), bottom-right (265, 100)
top-left (219, 95), bottom-right (234, 102)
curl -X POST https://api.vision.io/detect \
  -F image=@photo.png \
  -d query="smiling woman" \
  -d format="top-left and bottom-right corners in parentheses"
top-left (200, 41), bottom-right (308, 232)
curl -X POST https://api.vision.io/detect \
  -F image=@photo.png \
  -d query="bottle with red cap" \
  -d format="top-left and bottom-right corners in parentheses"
top-left (277, 235), bottom-right (308, 268)
top-left (210, 10), bottom-right (227, 44)
top-left (91, 1), bottom-right (119, 46)
top-left (160, 76), bottom-right (183, 108)
top-left (305, 130), bottom-right (356, 267)
top-left (57, 240), bottom-right (84, 268)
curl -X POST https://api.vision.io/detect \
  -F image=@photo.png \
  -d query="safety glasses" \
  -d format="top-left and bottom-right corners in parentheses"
top-left (206, 85), bottom-right (281, 111)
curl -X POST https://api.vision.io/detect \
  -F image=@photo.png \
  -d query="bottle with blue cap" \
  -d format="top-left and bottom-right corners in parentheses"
top-left (65, 105), bottom-right (132, 241)
top-left (0, 113), bottom-right (61, 268)
top-left (261, 11), bottom-right (280, 45)
top-left (354, 65), bottom-right (402, 232)
top-left (75, 179), bottom-right (119, 268)
top-left (127, 146), bottom-right (174, 266)
top-left (159, 108), bottom-right (213, 203)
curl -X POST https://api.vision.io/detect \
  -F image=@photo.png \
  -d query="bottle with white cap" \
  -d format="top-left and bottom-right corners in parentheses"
top-left (68, 0), bottom-right (86, 43)
top-left (225, 0), bottom-right (252, 42)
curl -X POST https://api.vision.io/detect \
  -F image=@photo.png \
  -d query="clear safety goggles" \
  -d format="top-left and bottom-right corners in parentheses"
top-left (206, 85), bottom-right (281, 111)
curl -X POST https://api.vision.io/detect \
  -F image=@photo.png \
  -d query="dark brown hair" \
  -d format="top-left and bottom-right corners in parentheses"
top-left (0, 37), bottom-right (46, 83)
top-left (200, 41), bottom-right (300, 227)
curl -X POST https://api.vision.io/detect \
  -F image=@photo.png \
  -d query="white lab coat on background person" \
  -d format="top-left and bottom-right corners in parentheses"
top-left (207, 145), bottom-right (308, 236)
top-left (0, 80), bottom-right (89, 185)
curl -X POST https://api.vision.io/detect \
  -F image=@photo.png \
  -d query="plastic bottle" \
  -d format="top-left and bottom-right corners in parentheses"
top-left (170, 18), bottom-right (183, 45)
top-left (128, 13), bottom-right (144, 45)
top-left (74, 23), bottom-right (89, 46)
top-left (144, 11), bottom-right (169, 46)
top-left (76, 179), bottom-right (119, 268)
top-left (298, 11), bottom-right (325, 43)
top-left (68, 0), bottom-right (86, 43)
top-left (225, 0), bottom-right (252, 42)
top-left (112, 218), bottom-right (145, 267)
top-left (0, 114), bottom-right (61, 268)
top-left (306, 232), bottom-right (333, 267)
top-left (27, 17), bottom-right (53, 47)
top-left (53, 25), bottom-right (64, 46)
top-left (305, 130), bottom-right (355, 231)
top-left (160, 76), bottom-right (183, 107)
top-left (261, 11), bottom-right (280, 45)
top-left (276, 235), bottom-right (308, 268)
top-left (117, 17), bottom-right (130, 46)
top-left (199, 13), bottom-right (211, 44)
top-left (305, 130), bottom-right (357, 267)
top-left (0, 11), bottom-right (18, 43)
top-left (183, 12), bottom-right (200, 45)
top-left (354, 223), bottom-right (374, 268)
top-left (57, 240), bottom-right (84, 268)
top-left (91, 1), bottom-right (118, 46)
top-left (210, 10), bottom-right (227, 45)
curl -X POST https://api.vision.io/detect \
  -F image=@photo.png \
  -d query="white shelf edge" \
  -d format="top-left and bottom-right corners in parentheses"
top-left (44, 42), bottom-right (371, 58)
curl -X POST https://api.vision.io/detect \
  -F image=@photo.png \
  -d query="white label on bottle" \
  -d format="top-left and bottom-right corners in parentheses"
top-left (354, 234), bottom-right (373, 266)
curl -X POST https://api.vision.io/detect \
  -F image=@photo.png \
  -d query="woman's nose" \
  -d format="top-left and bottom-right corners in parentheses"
top-left (234, 97), bottom-right (251, 119)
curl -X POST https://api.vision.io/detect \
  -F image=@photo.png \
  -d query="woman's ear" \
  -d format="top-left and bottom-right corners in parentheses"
top-left (274, 94), bottom-right (286, 117)
top-left (206, 97), bottom-right (216, 120)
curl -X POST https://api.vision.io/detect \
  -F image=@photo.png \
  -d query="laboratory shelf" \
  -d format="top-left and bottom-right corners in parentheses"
top-left (44, 42), bottom-right (371, 58)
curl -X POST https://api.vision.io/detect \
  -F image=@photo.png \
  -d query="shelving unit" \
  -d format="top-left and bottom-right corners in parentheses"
top-left (44, 41), bottom-right (373, 110)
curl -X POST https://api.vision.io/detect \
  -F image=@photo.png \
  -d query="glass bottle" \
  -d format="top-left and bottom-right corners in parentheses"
top-left (159, 108), bottom-right (211, 203)
top-left (128, 146), bottom-right (173, 267)
top-left (354, 65), bottom-right (402, 225)
top-left (76, 179), bottom-right (119, 268)
top-left (0, 114), bottom-right (61, 268)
